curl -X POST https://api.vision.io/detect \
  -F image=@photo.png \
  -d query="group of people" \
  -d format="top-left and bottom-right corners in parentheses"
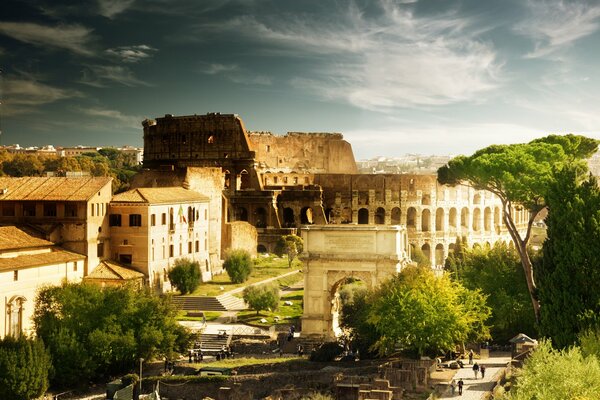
top-left (449, 349), bottom-right (487, 396)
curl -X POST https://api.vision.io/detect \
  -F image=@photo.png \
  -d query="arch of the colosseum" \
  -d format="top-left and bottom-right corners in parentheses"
top-left (300, 225), bottom-right (411, 339)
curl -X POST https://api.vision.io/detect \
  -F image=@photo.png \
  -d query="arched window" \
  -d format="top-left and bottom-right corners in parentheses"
top-left (300, 207), bottom-right (314, 224)
top-left (375, 207), bottom-right (385, 224)
top-left (391, 207), bottom-right (401, 225)
top-left (208, 135), bottom-right (214, 144)
top-left (449, 208), bottom-right (457, 229)
top-left (435, 243), bottom-right (444, 266)
top-left (7, 296), bottom-right (25, 337)
top-left (435, 208), bottom-right (444, 231)
top-left (407, 207), bottom-right (417, 228)
top-left (421, 209), bottom-right (431, 232)
top-left (358, 208), bottom-right (369, 224)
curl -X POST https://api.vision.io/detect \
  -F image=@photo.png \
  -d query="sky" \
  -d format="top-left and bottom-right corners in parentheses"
top-left (1, 0), bottom-right (600, 159)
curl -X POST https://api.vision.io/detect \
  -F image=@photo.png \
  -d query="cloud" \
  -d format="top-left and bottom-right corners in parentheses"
top-left (77, 106), bottom-right (143, 129)
top-left (200, 2), bottom-right (500, 110)
top-left (105, 45), bottom-right (157, 63)
top-left (98, 0), bottom-right (135, 18)
top-left (515, 0), bottom-right (600, 58)
top-left (2, 76), bottom-right (82, 115)
top-left (0, 22), bottom-right (95, 56)
top-left (80, 65), bottom-right (151, 87)
top-left (198, 63), bottom-right (272, 85)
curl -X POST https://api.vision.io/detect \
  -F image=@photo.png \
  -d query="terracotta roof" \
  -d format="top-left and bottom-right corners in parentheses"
top-left (0, 226), bottom-right (53, 251)
top-left (85, 260), bottom-right (145, 281)
top-left (0, 249), bottom-right (85, 271)
top-left (0, 177), bottom-right (112, 201)
top-left (111, 187), bottom-right (209, 204)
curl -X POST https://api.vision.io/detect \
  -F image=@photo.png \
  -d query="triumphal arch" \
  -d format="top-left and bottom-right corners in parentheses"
top-left (300, 225), bottom-right (411, 339)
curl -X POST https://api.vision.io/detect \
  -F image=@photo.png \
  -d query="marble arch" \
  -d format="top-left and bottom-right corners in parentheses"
top-left (300, 225), bottom-right (411, 339)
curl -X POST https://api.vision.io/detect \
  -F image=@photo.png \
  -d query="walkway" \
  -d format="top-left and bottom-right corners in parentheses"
top-left (222, 268), bottom-right (301, 295)
top-left (438, 353), bottom-right (511, 399)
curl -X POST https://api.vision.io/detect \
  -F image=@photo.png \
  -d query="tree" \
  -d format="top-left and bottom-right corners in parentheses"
top-left (537, 166), bottom-right (600, 348)
top-left (367, 266), bottom-right (490, 357)
top-left (275, 235), bottom-right (304, 268)
top-left (438, 134), bottom-right (599, 321)
top-left (501, 340), bottom-right (600, 400)
top-left (410, 245), bottom-right (431, 268)
top-left (243, 283), bottom-right (280, 315)
top-left (3, 154), bottom-right (45, 176)
top-left (168, 258), bottom-right (201, 294)
top-left (34, 282), bottom-right (190, 387)
top-left (0, 336), bottom-right (51, 400)
top-left (340, 283), bottom-right (380, 359)
top-left (223, 249), bottom-right (253, 283)
top-left (446, 242), bottom-right (536, 343)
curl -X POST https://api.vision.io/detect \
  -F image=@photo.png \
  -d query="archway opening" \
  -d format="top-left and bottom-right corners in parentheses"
top-left (236, 207), bottom-right (248, 222)
top-left (422, 209), bottom-right (431, 232)
top-left (421, 243), bottom-right (431, 262)
top-left (255, 207), bottom-right (267, 228)
top-left (257, 244), bottom-right (268, 253)
top-left (325, 207), bottom-right (334, 223)
top-left (300, 207), bottom-right (314, 224)
top-left (435, 243), bottom-right (444, 267)
top-left (407, 207), bottom-right (416, 228)
top-left (375, 207), bottom-right (385, 225)
top-left (283, 207), bottom-right (295, 227)
top-left (391, 207), bottom-right (401, 225)
top-left (435, 208), bottom-right (444, 231)
top-left (358, 208), bottom-right (369, 224)
top-left (332, 277), bottom-right (367, 339)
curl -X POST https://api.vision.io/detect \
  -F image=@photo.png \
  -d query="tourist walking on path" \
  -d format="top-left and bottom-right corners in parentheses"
top-left (450, 379), bottom-right (456, 396)
top-left (458, 379), bottom-right (464, 396)
top-left (468, 349), bottom-right (473, 365)
top-left (480, 365), bottom-right (486, 379)
top-left (472, 362), bottom-right (479, 379)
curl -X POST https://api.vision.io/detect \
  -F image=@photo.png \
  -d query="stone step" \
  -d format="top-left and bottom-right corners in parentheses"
top-left (216, 294), bottom-right (247, 310)
top-left (173, 294), bottom-right (247, 312)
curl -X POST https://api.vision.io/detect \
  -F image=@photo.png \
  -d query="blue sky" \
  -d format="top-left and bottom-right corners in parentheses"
top-left (1, 0), bottom-right (600, 159)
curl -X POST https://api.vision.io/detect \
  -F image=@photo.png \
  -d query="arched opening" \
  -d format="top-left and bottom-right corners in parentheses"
top-left (435, 243), bottom-right (444, 266)
top-left (342, 207), bottom-right (352, 223)
top-left (421, 209), bottom-right (431, 232)
top-left (283, 208), bottom-right (295, 227)
top-left (255, 207), bottom-right (267, 228)
top-left (407, 207), bottom-right (417, 228)
top-left (391, 207), bottom-right (401, 225)
top-left (300, 207), bottom-right (314, 224)
top-left (435, 208), bottom-right (444, 231)
top-left (449, 208), bottom-right (457, 229)
top-left (484, 207), bottom-right (492, 232)
top-left (494, 207), bottom-right (501, 233)
top-left (7, 296), bottom-right (25, 337)
top-left (473, 193), bottom-right (481, 204)
top-left (169, 208), bottom-right (175, 231)
top-left (239, 169), bottom-right (250, 190)
top-left (257, 244), bottom-right (268, 253)
top-left (331, 277), bottom-right (367, 338)
top-left (208, 135), bottom-right (214, 144)
top-left (421, 243), bottom-right (431, 263)
top-left (461, 207), bottom-right (469, 229)
top-left (375, 207), bottom-right (385, 224)
top-left (358, 208), bottom-right (369, 224)
top-left (223, 170), bottom-right (231, 189)
top-left (473, 208), bottom-right (481, 231)
top-left (422, 194), bottom-right (431, 205)
top-left (325, 207), bottom-right (334, 223)
top-left (236, 207), bottom-right (248, 222)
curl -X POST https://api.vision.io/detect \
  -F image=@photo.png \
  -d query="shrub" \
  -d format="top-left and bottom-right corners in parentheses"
top-left (0, 336), bottom-right (51, 400)
top-left (309, 342), bottom-right (344, 362)
top-left (224, 249), bottom-right (253, 283)
top-left (168, 258), bottom-right (201, 294)
top-left (243, 283), bottom-right (280, 315)
top-left (274, 235), bottom-right (304, 268)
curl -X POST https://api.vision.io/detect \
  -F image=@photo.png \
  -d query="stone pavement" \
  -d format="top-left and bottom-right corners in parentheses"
top-left (438, 353), bottom-right (511, 399)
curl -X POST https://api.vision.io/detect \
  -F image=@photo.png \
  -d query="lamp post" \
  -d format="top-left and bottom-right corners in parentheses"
top-left (139, 357), bottom-right (144, 396)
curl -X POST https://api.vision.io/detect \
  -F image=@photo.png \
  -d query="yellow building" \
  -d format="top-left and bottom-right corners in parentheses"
top-left (109, 187), bottom-right (210, 292)
top-left (0, 226), bottom-right (85, 338)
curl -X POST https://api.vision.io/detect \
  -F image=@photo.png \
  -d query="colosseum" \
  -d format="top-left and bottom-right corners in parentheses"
top-left (139, 112), bottom-right (525, 268)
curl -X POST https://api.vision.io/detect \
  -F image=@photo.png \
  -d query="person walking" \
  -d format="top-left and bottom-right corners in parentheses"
top-left (480, 364), bottom-right (486, 379)
top-left (473, 362), bottom-right (480, 379)
top-left (458, 379), bottom-right (464, 396)
top-left (468, 349), bottom-right (474, 365)
top-left (450, 379), bottom-right (456, 396)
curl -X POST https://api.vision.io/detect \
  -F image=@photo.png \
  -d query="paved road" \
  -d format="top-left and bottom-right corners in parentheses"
top-left (439, 353), bottom-right (511, 399)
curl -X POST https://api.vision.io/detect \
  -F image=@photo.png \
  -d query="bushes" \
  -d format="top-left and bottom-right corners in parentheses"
top-left (0, 336), bottom-right (51, 400)
top-left (168, 258), bottom-right (201, 294)
top-left (243, 283), bottom-right (280, 315)
top-left (224, 249), bottom-right (253, 283)
top-left (309, 342), bottom-right (344, 362)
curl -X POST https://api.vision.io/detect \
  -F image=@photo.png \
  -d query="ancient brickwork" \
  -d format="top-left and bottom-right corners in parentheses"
top-left (222, 221), bottom-right (258, 257)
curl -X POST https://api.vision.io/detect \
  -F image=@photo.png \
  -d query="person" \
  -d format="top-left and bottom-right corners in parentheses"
top-left (468, 349), bottom-right (474, 365)
top-left (473, 362), bottom-right (479, 379)
top-left (450, 379), bottom-right (456, 396)
top-left (458, 379), bottom-right (464, 396)
top-left (480, 364), bottom-right (486, 379)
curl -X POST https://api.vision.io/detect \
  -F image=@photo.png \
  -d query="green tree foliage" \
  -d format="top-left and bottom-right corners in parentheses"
top-left (274, 235), bottom-right (304, 268)
top-left (538, 166), bottom-right (600, 348)
top-left (223, 249), bottom-right (253, 283)
top-left (340, 283), bottom-right (380, 359)
top-left (0, 336), bottom-right (51, 400)
top-left (168, 258), bottom-right (201, 294)
top-left (3, 154), bottom-right (45, 176)
top-left (367, 266), bottom-right (490, 357)
top-left (438, 134), bottom-right (599, 321)
top-left (445, 242), bottom-right (536, 343)
top-left (410, 245), bottom-right (431, 268)
top-left (34, 283), bottom-right (190, 387)
top-left (242, 283), bottom-right (280, 315)
top-left (501, 340), bottom-right (600, 400)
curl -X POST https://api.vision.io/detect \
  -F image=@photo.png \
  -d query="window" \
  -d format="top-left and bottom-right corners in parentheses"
top-left (283, 176), bottom-right (288, 184)
top-left (109, 214), bottom-right (122, 226)
top-left (188, 242), bottom-right (192, 254)
top-left (43, 203), bottom-right (57, 217)
top-left (204, 209), bottom-right (208, 220)
top-left (65, 203), bottom-right (77, 218)
top-left (169, 245), bottom-right (174, 258)
top-left (129, 214), bottom-right (142, 227)
top-left (161, 213), bottom-right (167, 225)
top-left (23, 203), bottom-right (36, 217)
top-left (273, 176), bottom-right (278, 184)
top-left (91, 203), bottom-right (95, 217)
top-left (119, 254), bottom-right (132, 264)
top-left (73, 262), bottom-right (77, 272)
top-left (2, 203), bottom-right (15, 217)
top-left (7, 297), bottom-right (24, 338)
top-left (97, 242), bottom-right (104, 258)
top-left (266, 145), bottom-right (271, 152)
top-left (151, 214), bottom-right (156, 226)
top-left (195, 240), bottom-right (200, 252)
top-left (13, 270), bottom-right (18, 281)
top-left (204, 238), bottom-right (208, 251)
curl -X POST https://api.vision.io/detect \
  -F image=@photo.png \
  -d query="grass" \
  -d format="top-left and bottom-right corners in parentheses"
top-left (190, 356), bottom-right (302, 369)
top-left (175, 310), bottom-right (222, 321)
top-left (189, 255), bottom-right (302, 297)
top-left (237, 290), bottom-right (304, 327)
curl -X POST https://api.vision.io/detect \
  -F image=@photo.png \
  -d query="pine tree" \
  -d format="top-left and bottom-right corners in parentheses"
top-left (0, 336), bottom-right (51, 400)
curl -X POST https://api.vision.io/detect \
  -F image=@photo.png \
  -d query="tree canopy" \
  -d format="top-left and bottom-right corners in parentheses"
top-left (168, 258), bottom-right (201, 294)
top-left (34, 283), bottom-right (190, 387)
top-left (366, 266), bottom-right (491, 357)
top-left (274, 235), bottom-right (304, 268)
top-left (0, 336), bottom-right (51, 400)
top-left (223, 249), bottom-right (253, 283)
top-left (438, 134), bottom-right (599, 321)
top-left (243, 283), bottom-right (280, 315)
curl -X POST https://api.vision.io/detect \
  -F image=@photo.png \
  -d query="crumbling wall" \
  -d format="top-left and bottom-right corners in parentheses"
top-left (223, 221), bottom-right (258, 257)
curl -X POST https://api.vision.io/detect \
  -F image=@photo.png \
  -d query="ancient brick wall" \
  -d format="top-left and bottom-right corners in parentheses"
top-left (223, 221), bottom-right (258, 257)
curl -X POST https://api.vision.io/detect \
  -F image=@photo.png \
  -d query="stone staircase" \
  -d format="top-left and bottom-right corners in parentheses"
top-left (172, 294), bottom-right (246, 312)
top-left (195, 332), bottom-right (231, 353)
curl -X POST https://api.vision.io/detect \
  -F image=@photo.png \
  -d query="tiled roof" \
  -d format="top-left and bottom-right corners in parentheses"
top-left (85, 260), bottom-right (145, 281)
top-left (0, 177), bottom-right (112, 201)
top-left (0, 226), bottom-right (53, 251)
top-left (111, 187), bottom-right (209, 204)
top-left (0, 249), bottom-right (85, 271)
